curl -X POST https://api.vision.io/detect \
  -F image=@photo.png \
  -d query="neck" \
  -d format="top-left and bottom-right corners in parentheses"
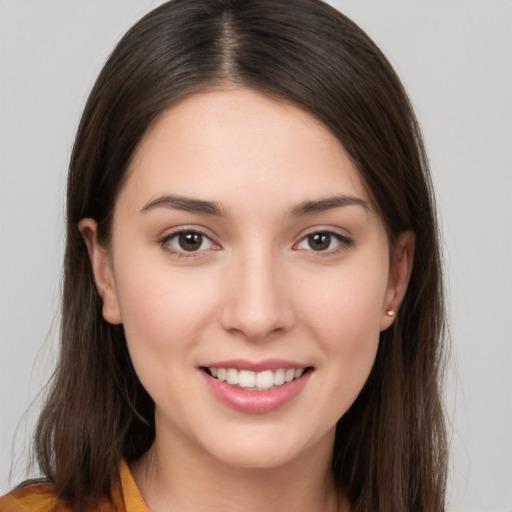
top-left (131, 425), bottom-right (345, 512)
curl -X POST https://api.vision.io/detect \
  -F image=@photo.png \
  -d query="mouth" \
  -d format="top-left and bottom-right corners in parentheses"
top-left (200, 361), bottom-right (314, 413)
top-left (202, 366), bottom-right (313, 391)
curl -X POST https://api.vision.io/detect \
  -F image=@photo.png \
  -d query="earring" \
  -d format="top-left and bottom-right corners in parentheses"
top-left (385, 309), bottom-right (395, 317)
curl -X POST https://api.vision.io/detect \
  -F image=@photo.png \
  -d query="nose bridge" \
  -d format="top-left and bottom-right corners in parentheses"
top-left (220, 242), bottom-right (293, 339)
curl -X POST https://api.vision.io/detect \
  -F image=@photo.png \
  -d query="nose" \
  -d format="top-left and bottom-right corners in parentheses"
top-left (219, 249), bottom-right (295, 341)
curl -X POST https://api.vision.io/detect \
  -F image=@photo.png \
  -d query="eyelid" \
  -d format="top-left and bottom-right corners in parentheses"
top-left (293, 228), bottom-right (354, 254)
top-left (157, 225), bottom-right (353, 258)
top-left (158, 226), bottom-right (221, 257)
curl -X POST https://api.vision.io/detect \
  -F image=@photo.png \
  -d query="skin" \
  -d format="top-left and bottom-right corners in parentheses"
top-left (81, 87), bottom-right (414, 512)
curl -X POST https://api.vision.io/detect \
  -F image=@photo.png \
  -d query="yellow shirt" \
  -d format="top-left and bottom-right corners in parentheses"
top-left (0, 461), bottom-right (148, 512)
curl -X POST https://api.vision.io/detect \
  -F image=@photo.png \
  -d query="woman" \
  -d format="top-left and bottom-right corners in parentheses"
top-left (0, 0), bottom-right (447, 511)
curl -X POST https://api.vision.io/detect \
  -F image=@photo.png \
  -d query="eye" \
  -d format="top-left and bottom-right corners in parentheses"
top-left (295, 231), bottom-right (352, 253)
top-left (162, 230), bottom-right (218, 254)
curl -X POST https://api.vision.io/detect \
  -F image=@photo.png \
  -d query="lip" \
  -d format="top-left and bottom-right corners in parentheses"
top-left (200, 361), bottom-right (312, 414)
top-left (202, 358), bottom-right (308, 372)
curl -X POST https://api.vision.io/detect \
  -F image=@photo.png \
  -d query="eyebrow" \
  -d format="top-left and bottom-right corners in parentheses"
top-left (289, 195), bottom-right (369, 217)
top-left (140, 195), bottom-right (229, 217)
top-left (140, 193), bottom-right (368, 218)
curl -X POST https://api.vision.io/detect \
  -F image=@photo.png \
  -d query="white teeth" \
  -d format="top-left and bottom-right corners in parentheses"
top-left (226, 368), bottom-right (239, 385)
top-left (273, 368), bottom-right (285, 386)
top-left (217, 368), bottom-right (227, 382)
top-left (255, 370), bottom-right (274, 389)
top-left (238, 370), bottom-right (256, 388)
top-left (208, 367), bottom-right (307, 390)
top-left (285, 369), bottom-right (295, 383)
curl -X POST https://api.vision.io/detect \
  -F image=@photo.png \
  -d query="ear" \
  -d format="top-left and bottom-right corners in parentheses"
top-left (380, 230), bottom-right (415, 331)
top-left (79, 218), bottom-right (123, 325)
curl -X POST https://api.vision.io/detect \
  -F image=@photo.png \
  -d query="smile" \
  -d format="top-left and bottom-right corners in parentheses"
top-left (200, 359), bottom-right (313, 413)
top-left (205, 367), bottom-right (307, 391)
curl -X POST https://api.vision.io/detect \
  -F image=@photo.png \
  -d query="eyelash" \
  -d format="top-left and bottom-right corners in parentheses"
top-left (158, 228), bottom-right (219, 258)
top-left (158, 228), bottom-right (354, 258)
top-left (294, 230), bottom-right (354, 256)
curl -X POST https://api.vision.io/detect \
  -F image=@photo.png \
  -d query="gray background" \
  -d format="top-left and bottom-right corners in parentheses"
top-left (1, 1), bottom-right (511, 510)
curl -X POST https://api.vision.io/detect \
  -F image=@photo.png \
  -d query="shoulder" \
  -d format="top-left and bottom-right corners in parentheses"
top-left (0, 485), bottom-right (124, 512)
top-left (0, 462), bottom-right (146, 512)
top-left (0, 484), bottom-right (71, 512)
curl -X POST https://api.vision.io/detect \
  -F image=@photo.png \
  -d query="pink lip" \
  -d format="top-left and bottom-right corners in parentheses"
top-left (200, 367), bottom-right (312, 414)
top-left (203, 358), bottom-right (307, 372)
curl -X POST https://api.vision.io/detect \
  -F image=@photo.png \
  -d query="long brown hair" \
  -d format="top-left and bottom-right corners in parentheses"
top-left (30, 1), bottom-right (448, 510)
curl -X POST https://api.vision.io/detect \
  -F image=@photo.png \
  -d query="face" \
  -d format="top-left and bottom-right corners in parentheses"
top-left (82, 88), bottom-right (412, 471)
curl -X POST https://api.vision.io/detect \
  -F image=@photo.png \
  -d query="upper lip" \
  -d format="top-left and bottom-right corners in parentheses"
top-left (201, 358), bottom-right (309, 372)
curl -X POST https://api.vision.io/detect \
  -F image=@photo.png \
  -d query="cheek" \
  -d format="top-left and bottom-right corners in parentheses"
top-left (301, 260), bottom-right (388, 343)
top-left (297, 259), bottom-right (387, 396)
top-left (112, 258), bottom-right (221, 360)
top-left (112, 261), bottom-right (226, 412)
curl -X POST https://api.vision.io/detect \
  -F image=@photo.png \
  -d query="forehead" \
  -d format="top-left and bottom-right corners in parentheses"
top-left (121, 87), bottom-right (370, 212)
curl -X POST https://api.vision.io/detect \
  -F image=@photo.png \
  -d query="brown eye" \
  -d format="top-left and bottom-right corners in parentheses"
top-left (178, 232), bottom-right (203, 251)
top-left (307, 232), bottom-right (332, 251)
top-left (295, 230), bottom-right (353, 254)
top-left (163, 230), bottom-right (217, 254)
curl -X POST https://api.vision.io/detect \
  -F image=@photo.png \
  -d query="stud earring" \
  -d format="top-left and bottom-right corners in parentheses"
top-left (385, 309), bottom-right (395, 317)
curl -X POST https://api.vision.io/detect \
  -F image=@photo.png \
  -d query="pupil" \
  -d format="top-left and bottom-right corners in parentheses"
top-left (179, 232), bottom-right (202, 251)
top-left (309, 233), bottom-right (330, 251)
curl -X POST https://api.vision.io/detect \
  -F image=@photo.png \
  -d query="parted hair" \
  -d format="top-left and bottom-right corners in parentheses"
top-left (30, 1), bottom-right (447, 510)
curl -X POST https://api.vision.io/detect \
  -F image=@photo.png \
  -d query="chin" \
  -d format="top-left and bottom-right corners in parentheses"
top-left (201, 423), bottom-right (335, 471)
top-left (211, 447), bottom-right (301, 471)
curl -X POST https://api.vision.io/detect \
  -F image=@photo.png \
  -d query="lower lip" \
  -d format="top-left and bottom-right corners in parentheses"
top-left (201, 370), bottom-right (312, 413)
